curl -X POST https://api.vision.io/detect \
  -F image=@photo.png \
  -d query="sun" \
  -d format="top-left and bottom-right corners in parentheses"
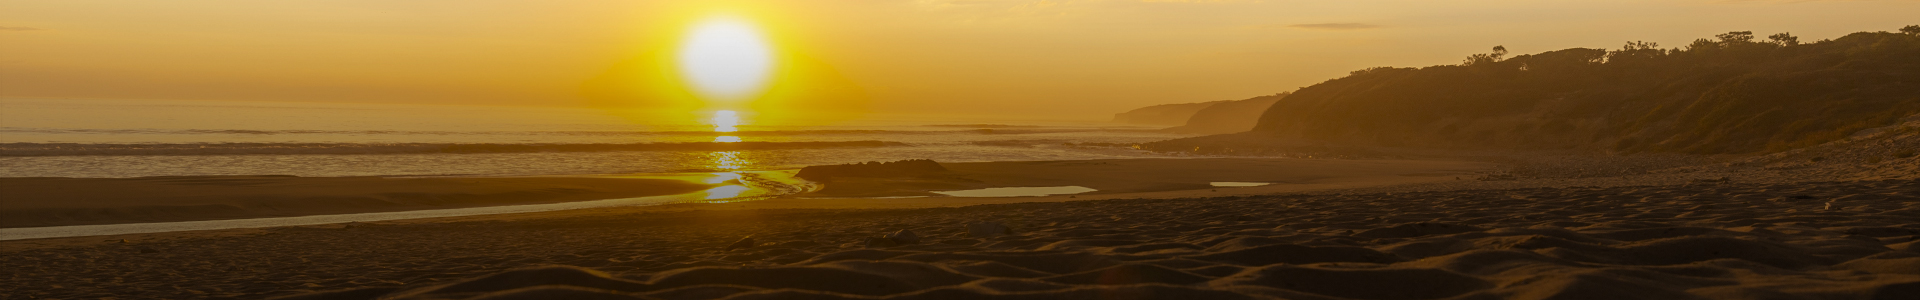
top-left (677, 16), bottom-right (775, 102)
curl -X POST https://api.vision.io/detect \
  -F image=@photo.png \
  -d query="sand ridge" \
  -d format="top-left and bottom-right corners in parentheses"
top-left (5, 179), bottom-right (1915, 299)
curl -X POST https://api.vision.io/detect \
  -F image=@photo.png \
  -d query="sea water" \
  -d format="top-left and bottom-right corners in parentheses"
top-left (0, 98), bottom-right (1187, 178)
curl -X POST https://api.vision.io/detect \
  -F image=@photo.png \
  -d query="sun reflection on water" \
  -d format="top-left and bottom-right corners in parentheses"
top-left (698, 109), bottom-right (753, 201)
top-left (710, 110), bottom-right (740, 132)
top-left (702, 185), bottom-right (750, 200)
top-left (696, 172), bottom-right (751, 201)
top-left (708, 151), bottom-right (746, 170)
top-left (705, 172), bottom-right (741, 184)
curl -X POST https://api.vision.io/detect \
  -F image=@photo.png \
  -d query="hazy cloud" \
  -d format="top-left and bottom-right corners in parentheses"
top-left (0, 26), bottom-right (44, 31)
top-left (1286, 23), bottom-right (1381, 30)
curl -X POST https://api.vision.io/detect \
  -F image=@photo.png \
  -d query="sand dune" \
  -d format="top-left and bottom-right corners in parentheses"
top-left (0, 175), bottom-right (716, 228)
top-left (4, 178), bottom-right (1913, 299)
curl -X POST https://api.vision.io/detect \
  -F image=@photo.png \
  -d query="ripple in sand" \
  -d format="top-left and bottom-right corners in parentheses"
top-left (933, 186), bottom-right (1096, 197)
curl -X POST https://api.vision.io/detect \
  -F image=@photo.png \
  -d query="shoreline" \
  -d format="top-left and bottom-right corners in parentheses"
top-left (4, 175), bottom-right (1912, 299)
top-left (0, 173), bottom-right (740, 229)
top-left (0, 157), bottom-right (1491, 239)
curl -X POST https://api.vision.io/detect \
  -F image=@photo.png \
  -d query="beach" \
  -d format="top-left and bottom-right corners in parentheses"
top-left (4, 102), bottom-right (1917, 300)
top-left (1, 156), bottom-right (1916, 299)
top-left (0, 158), bottom-right (1491, 229)
top-left (9, 4), bottom-right (1918, 300)
top-left (0, 175), bottom-right (726, 228)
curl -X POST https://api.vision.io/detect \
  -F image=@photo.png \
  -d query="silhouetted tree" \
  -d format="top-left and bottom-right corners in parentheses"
top-left (1623, 41), bottom-right (1659, 51)
top-left (1903, 25), bottom-right (1920, 36)
top-left (1607, 41), bottom-right (1666, 66)
top-left (1348, 67), bottom-right (1400, 76)
top-left (1463, 45), bottom-right (1509, 66)
top-left (1768, 32), bottom-right (1799, 46)
top-left (1716, 31), bottom-right (1755, 44)
top-left (1685, 38), bottom-right (1719, 51)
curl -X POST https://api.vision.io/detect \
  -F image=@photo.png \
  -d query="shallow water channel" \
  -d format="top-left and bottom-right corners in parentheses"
top-left (0, 172), bottom-right (806, 241)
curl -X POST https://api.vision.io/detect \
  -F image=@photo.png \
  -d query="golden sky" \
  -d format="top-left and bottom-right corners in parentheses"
top-left (2, 0), bottom-right (1915, 120)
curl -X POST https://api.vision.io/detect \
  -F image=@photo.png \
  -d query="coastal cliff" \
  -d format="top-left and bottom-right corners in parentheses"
top-left (1158, 28), bottom-right (1920, 155)
top-left (1111, 101), bottom-right (1224, 126)
top-left (1167, 93), bottom-right (1287, 135)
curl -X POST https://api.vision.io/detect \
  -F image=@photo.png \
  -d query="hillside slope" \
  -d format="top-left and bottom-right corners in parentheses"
top-left (1220, 28), bottom-right (1920, 155)
top-left (1112, 101), bottom-right (1223, 126)
top-left (1712, 112), bottom-right (1920, 180)
top-left (1167, 93), bottom-right (1287, 135)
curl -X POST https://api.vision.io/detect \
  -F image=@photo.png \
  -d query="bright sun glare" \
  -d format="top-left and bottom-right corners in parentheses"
top-left (710, 110), bottom-right (740, 132)
top-left (677, 17), bottom-right (774, 102)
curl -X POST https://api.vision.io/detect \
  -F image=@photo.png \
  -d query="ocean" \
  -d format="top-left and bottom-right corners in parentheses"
top-left (0, 98), bottom-right (1188, 178)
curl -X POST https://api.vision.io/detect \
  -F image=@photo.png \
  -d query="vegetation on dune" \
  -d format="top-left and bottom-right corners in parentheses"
top-left (1239, 26), bottom-right (1920, 154)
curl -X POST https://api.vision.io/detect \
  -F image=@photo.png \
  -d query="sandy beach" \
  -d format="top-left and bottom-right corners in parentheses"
top-left (9, 4), bottom-right (1917, 299)
top-left (1, 156), bottom-right (1915, 299)
top-left (0, 158), bottom-right (1491, 230)
top-left (0, 175), bottom-right (721, 228)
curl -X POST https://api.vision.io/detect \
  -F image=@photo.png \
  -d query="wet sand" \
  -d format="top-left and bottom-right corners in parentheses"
top-left (807, 158), bottom-right (1493, 197)
top-left (0, 175), bottom-right (723, 228)
top-left (0, 158), bottom-right (1489, 229)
